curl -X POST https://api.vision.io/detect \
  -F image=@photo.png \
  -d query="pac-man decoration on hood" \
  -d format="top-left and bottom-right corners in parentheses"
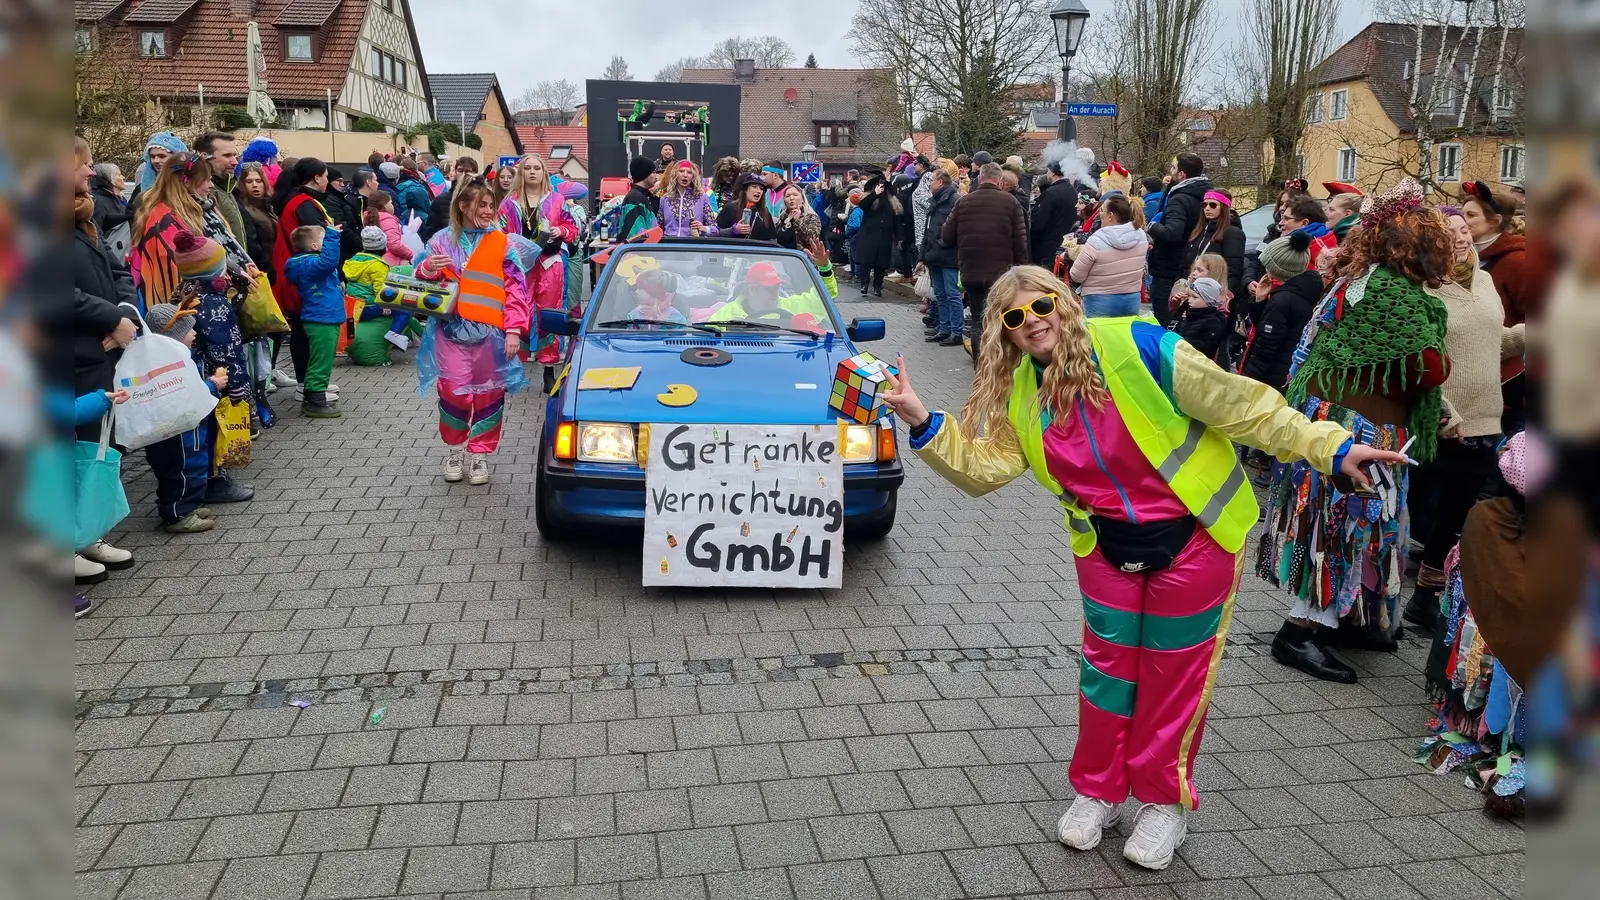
top-left (657, 384), bottom-right (698, 407)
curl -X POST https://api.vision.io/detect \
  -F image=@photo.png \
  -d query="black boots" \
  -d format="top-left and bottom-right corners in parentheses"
top-left (1403, 587), bottom-right (1442, 638)
top-left (1271, 621), bottom-right (1357, 684)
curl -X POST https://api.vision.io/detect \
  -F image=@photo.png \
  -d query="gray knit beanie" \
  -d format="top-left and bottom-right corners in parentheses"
top-left (1259, 231), bottom-right (1312, 282)
top-left (145, 303), bottom-right (195, 344)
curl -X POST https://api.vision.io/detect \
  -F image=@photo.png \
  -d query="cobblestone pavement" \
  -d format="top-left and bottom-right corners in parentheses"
top-left (75, 298), bottom-right (1523, 900)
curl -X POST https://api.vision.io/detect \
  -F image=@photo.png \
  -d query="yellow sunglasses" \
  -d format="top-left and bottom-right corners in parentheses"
top-left (1001, 293), bottom-right (1058, 330)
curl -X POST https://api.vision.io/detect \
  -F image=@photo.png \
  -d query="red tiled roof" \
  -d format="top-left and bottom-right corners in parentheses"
top-left (80, 0), bottom-right (433, 110)
top-left (680, 66), bottom-right (901, 166)
top-left (515, 125), bottom-right (588, 169)
top-left (76, 0), bottom-right (132, 21)
top-left (274, 0), bottom-right (341, 28)
top-left (123, 0), bottom-right (201, 23)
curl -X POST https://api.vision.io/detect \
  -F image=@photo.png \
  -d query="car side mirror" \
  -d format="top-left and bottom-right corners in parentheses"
top-left (538, 308), bottom-right (579, 337)
top-left (847, 318), bottom-right (885, 342)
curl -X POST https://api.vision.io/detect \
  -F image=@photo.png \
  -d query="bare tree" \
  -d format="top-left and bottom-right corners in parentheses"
top-left (601, 56), bottom-right (633, 81)
top-left (1362, 0), bottom-right (1525, 192)
top-left (1245, 0), bottom-right (1342, 186)
top-left (1122, 0), bottom-right (1213, 175)
top-left (76, 30), bottom-right (184, 172)
top-left (516, 79), bottom-right (581, 113)
top-left (1071, 20), bottom-right (1142, 166)
top-left (851, 0), bottom-right (1056, 155)
top-left (654, 58), bottom-right (694, 83)
top-left (698, 36), bottom-right (797, 68)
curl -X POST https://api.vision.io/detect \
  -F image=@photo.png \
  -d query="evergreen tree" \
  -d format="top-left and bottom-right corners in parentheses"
top-left (804, 53), bottom-right (819, 68)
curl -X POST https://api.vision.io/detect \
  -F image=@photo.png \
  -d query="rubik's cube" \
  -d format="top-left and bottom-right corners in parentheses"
top-left (830, 352), bottom-right (898, 424)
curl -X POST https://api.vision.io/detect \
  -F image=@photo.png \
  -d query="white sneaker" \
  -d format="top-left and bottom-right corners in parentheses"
top-left (1123, 803), bottom-right (1187, 870)
top-left (1057, 795), bottom-right (1120, 850)
top-left (444, 448), bottom-right (465, 482)
top-left (467, 453), bottom-right (490, 485)
top-left (293, 386), bottom-right (339, 401)
top-left (79, 540), bottom-right (134, 570)
top-left (271, 368), bottom-right (298, 388)
top-left (266, 380), bottom-right (278, 394)
top-left (383, 331), bottom-right (411, 351)
top-left (74, 554), bottom-right (108, 585)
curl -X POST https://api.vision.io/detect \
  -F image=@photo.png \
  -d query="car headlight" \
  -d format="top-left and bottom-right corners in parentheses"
top-left (841, 424), bottom-right (877, 462)
top-left (578, 423), bottom-right (636, 463)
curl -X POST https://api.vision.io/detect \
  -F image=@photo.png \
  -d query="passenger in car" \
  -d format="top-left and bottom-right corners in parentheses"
top-left (627, 269), bottom-right (688, 325)
top-left (707, 261), bottom-right (829, 325)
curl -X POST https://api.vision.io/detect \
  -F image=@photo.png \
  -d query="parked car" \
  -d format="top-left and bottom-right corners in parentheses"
top-left (535, 239), bottom-right (903, 540)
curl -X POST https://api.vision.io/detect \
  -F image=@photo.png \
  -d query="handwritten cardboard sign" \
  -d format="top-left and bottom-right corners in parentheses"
top-left (644, 424), bottom-right (843, 588)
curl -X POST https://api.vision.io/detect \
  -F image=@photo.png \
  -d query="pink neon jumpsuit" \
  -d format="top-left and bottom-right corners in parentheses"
top-left (1044, 393), bottom-right (1239, 810)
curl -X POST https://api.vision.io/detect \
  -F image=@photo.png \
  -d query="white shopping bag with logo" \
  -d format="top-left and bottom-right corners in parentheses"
top-left (112, 305), bottom-right (218, 450)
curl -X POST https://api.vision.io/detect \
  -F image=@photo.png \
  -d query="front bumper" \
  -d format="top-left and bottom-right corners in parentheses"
top-left (542, 457), bottom-right (904, 529)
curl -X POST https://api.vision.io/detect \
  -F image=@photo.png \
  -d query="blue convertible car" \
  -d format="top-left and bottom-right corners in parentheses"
top-left (534, 239), bottom-right (903, 540)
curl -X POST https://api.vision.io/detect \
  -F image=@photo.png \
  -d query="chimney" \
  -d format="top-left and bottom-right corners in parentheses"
top-left (733, 59), bottom-right (756, 83)
top-left (229, 0), bottom-right (258, 18)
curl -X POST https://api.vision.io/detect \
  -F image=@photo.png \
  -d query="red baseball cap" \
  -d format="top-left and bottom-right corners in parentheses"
top-left (746, 262), bottom-right (782, 287)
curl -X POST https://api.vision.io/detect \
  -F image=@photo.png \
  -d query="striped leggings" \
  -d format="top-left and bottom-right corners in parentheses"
top-left (438, 383), bottom-right (505, 454)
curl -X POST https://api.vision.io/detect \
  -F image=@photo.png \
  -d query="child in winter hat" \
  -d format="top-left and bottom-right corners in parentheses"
top-left (145, 302), bottom-right (197, 346)
top-left (361, 225), bottom-right (388, 254)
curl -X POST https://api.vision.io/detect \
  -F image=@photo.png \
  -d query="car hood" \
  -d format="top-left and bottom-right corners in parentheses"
top-left (569, 334), bottom-right (866, 425)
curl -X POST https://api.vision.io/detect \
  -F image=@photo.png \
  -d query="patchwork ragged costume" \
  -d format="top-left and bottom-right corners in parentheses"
top-left (912, 317), bottom-right (1351, 808)
top-left (414, 227), bottom-right (538, 454)
top-left (1258, 264), bottom-right (1450, 632)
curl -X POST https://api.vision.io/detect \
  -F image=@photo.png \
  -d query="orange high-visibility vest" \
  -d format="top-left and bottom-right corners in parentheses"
top-left (455, 230), bottom-right (508, 328)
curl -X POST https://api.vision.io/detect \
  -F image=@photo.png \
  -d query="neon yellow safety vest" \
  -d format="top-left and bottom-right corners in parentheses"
top-left (1005, 316), bottom-right (1257, 557)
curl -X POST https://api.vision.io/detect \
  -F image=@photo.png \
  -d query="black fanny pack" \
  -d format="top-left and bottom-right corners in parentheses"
top-left (1091, 515), bottom-right (1197, 573)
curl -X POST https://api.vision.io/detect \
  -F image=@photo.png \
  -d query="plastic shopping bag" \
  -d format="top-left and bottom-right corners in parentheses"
top-left (75, 414), bottom-right (130, 549)
top-left (212, 397), bottom-right (252, 472)
top-left (913, 269), bottom-right (932, 300)
top-left (401, 214), bottom-right (426, 260)
top-left (238, 273), bottom-right (290, 337)
top-left (113, 305), bottom-right (218, 450)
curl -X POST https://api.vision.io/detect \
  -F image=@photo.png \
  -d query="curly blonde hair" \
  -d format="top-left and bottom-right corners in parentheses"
top-left (960, 266), bottom-right (1107, 440)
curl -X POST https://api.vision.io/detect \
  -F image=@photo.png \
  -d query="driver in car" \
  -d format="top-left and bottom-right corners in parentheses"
top-left (708, 261), bottom-right (829, 326)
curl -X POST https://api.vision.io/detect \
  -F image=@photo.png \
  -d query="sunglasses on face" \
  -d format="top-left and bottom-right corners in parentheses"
top-left (1203, 201), bottom-right (1222, 209)
top-left (1001, 293), bottom-right (1057, 330)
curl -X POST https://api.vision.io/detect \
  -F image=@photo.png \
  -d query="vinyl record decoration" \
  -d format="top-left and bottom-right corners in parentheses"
top-left (680, 347), bottom-right (732, 367)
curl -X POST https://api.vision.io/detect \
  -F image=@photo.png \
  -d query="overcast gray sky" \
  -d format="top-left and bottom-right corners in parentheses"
top-left (412, 0), bottom-right (1372, 102)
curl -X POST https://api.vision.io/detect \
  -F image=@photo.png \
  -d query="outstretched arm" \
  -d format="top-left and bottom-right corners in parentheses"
top-left (881, 357), bottom-right (1029, 496)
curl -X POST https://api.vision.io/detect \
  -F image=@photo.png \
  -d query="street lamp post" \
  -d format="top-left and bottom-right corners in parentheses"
top-left (1050, 0), bottom-right (1091, 145)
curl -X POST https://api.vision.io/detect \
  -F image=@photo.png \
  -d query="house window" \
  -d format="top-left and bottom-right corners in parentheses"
top-left (371, 48), bottom-right (407, 89)
top-left (549, 146), bottom-right (571, 160)
top-left (1494, 82), bottom-right (1515, 112)
top-left (1338, 147), bottom-right (1357, 182)
top-left (75, 27), bottom-right (93, 52)
top-left (139, 29), bottom-right (166, 58)
top-left (1329, 89), bottom-right (1348, 122)
top-left (285, 33), bottom-right (313, 61)
top-left (816, 123), bottom-right (855, 148)
top-left (1433, 72), bottom-right (1459, 116)
top-left (1305, 93), bottom-right (1323, 124)
top-left (1500, 144), bottom-right (1524, 182)
top-left (380, 0), bottom-right (393, 9)
top-left (1437, 143), bottom-right (1463, 182)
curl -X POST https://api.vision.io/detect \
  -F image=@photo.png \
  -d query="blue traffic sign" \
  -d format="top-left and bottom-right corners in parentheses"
top-left (1066, 103), bottom-right (1119, 117)
top-left (790, 162), bottom-right (822, 184)
top-left (497, 156), bottom-right (521, 171)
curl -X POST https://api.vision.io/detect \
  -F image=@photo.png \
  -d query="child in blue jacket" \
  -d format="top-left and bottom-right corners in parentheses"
top-left (282, 225), bottom-right (345, 418)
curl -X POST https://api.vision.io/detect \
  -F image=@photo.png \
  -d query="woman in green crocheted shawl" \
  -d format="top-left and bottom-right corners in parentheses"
top-left (1259, 177), bottom-right (1453, 685)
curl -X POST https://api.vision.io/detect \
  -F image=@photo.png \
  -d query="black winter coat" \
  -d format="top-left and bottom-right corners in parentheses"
top-left (715, 198), bottom-right (777, 241)
top-left (1241, 270), bottom-right (1322, 389)
top-left (919, 184), bottom-right (959, 268)
top-left (1181, 220), bottom-right (1246, 299)
top-left (1174, 305), bottom-right (1227, 360)
top-left (91, 180), bottom-right (130, 238)
top-left (893, 174), bottom-right (918, 246)
top-left (73, 229), bottom-right (137, 441)
top-left (237, 206), bottom-right (278, 280)
top-left (1029, 177), bottom-right (1078, 266)
top-left (941, 183), bottom-right (1028, 287)
top-left (1146, 175), bottom-right (1213, 279)
top-left (853, 182), bottom-right (900, 270)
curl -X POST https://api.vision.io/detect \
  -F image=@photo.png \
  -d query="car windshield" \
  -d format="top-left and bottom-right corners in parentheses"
top-left (1238, 204), bottom-right (1276, 243)
top-left (591, 247), bottom-right (840, 336)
